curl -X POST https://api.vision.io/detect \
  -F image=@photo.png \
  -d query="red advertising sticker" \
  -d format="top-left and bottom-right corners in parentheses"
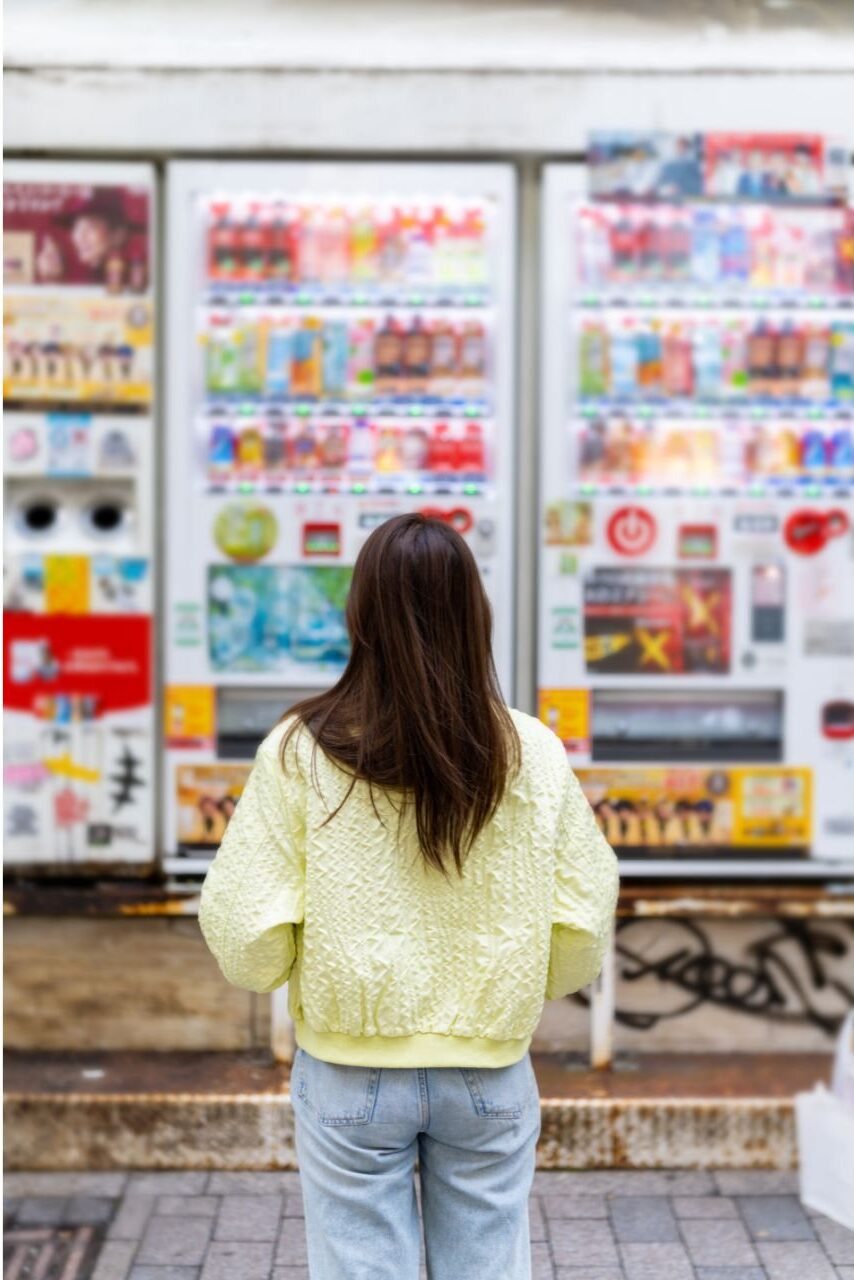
top-left (784, 508), bottom-right (850, 556)
top-left (583, 566), bottom-right (731, 675)
top-left (607, 506), bottom-right (657, 557)
top-left (3, 183), bottom-right (150, 294)
top-left (3, 613), bottom-right (152, 715)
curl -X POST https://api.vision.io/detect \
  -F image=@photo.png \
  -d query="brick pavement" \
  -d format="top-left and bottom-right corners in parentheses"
top-left (5, 1170), bottom-right (854, 1279)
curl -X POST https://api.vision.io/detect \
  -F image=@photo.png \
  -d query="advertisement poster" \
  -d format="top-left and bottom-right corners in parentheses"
top-left (588, 132), bottom-right (847, 204)
top-left (4, 183), bottom-right (150, 294)
top-left (207, 564), bottom-right (352, 672)
top-left (176, 763), bottom-right (251, 848)
top-left (583, 566), bottom-right (731, 675)
top-left (165, 686), bottom-right (216, 751)
top-left (3, 294), bottom-right (153, 405)
top-left (544, 499), bottom-right (593, 547)
top-left (538, 689), bottom-right (590, 753)
top-left (576, 765), bottom-right (811, 851)
top-left (4, 612), bottom-right (152, 715)
top-left (3, 613), bottom-right (153, 863)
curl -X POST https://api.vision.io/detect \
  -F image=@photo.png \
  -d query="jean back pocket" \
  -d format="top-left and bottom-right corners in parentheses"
top-left (294, 1048), bottom-right (381, 1127)
top-left (460, 1056), bottom-right (536, 1120)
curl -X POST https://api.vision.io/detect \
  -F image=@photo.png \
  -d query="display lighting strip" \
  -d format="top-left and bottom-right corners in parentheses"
top-left (202, 288), bottom-right (493, 310)
top-left (577, 400), bottom-right (854, 420)
top-left (206, 477), bottom-right (489, 498)
top-left (578, 292), bottom-right (854, 312)
top-left (574, 481), bottom-right (851, 500)
top-left (202, 399), bottom-right (493, 419)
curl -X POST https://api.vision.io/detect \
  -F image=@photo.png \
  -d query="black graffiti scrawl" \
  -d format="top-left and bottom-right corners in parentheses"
top-left (576, 918), bottom-right (854, 1038)
top-left (109, 744), bottom-right (146, 811)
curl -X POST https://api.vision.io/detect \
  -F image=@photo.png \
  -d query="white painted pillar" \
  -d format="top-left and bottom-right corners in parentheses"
top-left (270, 985), bottom-right (296, 1064)
top-left (590, 930), bottom-right (616, 1070)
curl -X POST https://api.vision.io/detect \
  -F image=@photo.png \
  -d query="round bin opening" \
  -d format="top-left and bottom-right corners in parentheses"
top-left (88, 502), bottom-right (124, 534)
top-left (22, 500), bottom-right (58, 534)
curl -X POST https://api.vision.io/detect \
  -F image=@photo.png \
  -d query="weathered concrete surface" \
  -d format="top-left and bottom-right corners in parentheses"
top-left (3, 918), bottom-right (267, 1052)
top-left (4, 1051), bottom-right (828, 1171)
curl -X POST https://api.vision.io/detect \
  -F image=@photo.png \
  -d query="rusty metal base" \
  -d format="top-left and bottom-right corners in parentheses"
top-left (4, 1050), bottom-right (830, 1171)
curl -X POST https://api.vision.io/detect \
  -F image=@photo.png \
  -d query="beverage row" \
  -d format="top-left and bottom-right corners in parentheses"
top-left (577, 204), bottom-right (854, 292)
top-left (204, 315), bottom-right (489, 401)
top-left (206, 199), bottom-right (491, 289)
top-left (205, 418), bottom-right (490, 484)
top-left (577, 417), bottom-right (854, 484)
top-left (578, 319), bottom-right (854, 401)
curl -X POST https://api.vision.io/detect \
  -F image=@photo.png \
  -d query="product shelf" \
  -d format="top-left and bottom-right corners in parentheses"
top-left (572, 480), bottom-right (851, 500)
top-left (577, 399), bottom-right (853, 419)
top-left (577, 292), bottom-right (854, 313)
top-left (201, 397), bottom-right (493, 419)
top-left (204, 476), bottom-right (490, 498)
top-left (202, 288), bottom-right (493, 311)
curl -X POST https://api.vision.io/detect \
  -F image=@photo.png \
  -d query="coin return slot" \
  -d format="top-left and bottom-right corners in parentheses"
top-left (20, 499), bottom-right (59, 536)
top-left (87, 501), bottom-right (126, 535)
top-left (216, 687), bottom-right (311, 759)
top-left (591, 689), bottom-right (784, 764)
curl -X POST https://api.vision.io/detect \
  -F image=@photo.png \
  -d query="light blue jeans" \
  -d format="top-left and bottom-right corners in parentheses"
top-left (291, 1046), bottom-right (541, 1279)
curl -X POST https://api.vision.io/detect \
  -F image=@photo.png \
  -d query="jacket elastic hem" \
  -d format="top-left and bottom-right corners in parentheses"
top-left (293, 1021), bottom-right (532, 1069)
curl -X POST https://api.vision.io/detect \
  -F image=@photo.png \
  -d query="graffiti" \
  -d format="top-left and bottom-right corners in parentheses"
top-left (54, 787), bottom-right (90, 828)
top-left (6, 804), bottom-right (38, 838)
top-left (577, 918), bottom-right (854, 1037)
top-left (109, 744), bottom-right (145, 811)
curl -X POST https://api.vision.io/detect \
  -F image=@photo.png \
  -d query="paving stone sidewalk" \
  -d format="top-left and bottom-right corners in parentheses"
top-left (5, 1169), bottom-right (854, 1279)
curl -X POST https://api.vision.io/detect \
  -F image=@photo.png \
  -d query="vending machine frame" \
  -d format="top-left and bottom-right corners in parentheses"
top-left (3, 159), bottom-right (157, 874)
top-left (164, 160), bottom-right (518, 874)
top-left (538, 157), bottom-right (854, 881)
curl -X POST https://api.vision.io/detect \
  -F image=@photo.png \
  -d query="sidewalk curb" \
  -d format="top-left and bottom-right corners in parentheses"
top-left (4, 1091), bottom-right (796, 1170)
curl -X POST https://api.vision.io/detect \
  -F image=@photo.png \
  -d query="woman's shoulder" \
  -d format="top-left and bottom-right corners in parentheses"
top-left (256, 714), bottom-right (314, 778)
top-left (506, 707), bottom-right (567, 772)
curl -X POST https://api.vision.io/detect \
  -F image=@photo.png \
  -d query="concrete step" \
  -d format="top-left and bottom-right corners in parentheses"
top-left (4, 1050), bottom-right (830, 1171)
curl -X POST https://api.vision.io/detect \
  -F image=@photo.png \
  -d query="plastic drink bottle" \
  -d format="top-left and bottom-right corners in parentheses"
top-left (237, 324), bottom-right (263, 395)
top-left (347, 319), bottom-right (376, 399)
top-left (350, 206), bottom-right (379, 283)
top-left (374, 316), bottom-right (404, 395)
top-left (831, 323), bottom-right (854, 399)
top-left (578, 207), bottom-right (611, 287)
top-left (240, 204), bottom-right (268, 283)
top-left (322, 322), bottom-right (349, 397)
top-left (208, 203), bottom-right (240, 282)
top-left (693, 324), bottom-right (723, 400)
top-left (579, 322), bottom-right (609, 398)
top-left (691, 210), bottom-right (721, 287)
top-left (802, 324), bottom-right (831, 399)
top-left (429, 320), bottom-right (459, 398)
top-left (402, 317), bottom-right (433, 395)
top-left (265, 324), bottom-right (292, 398)
top-left (291, 320), bottom-right (324, 398)
top-left (206, 327), bottom-right (239, 394)
top-left (663, 323), bottom-right (693, 398)
top-left (459, 321), bottom-right (486, 398)
top-left (721, 210), bottom-right (750, 285)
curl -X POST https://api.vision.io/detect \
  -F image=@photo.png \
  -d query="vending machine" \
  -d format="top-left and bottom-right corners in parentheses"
top-left (538, 134), bottom-right (854, 876)
top-left (164, 162), bottom-right (517, 872)
top-left (3, 162), bottom-right (156, 871)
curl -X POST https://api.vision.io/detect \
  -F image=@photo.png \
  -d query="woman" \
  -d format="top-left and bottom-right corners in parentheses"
top-left (198, 513), bottom-right (619, 1280)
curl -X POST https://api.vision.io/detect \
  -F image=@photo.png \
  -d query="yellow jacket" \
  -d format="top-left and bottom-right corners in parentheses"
top-left (198, 708), bottom-right (619, 1068)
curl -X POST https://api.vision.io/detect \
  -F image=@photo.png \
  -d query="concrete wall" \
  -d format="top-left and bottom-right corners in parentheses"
top-left (5, 0), bottom-right (854, 154)
top-left (3, 917), bottom-right (270, 1052)
top-left (5, 915), bottom-right (852, 1055)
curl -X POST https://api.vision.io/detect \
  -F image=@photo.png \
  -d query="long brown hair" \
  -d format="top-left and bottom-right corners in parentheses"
top-left (282, 513), bottom-right (519, 875)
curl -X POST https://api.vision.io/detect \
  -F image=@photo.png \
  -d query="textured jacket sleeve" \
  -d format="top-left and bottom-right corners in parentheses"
top-left (545, 763), bottom-right (619, 1000)
top-left (197, 731), bottom-right (305, 994)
